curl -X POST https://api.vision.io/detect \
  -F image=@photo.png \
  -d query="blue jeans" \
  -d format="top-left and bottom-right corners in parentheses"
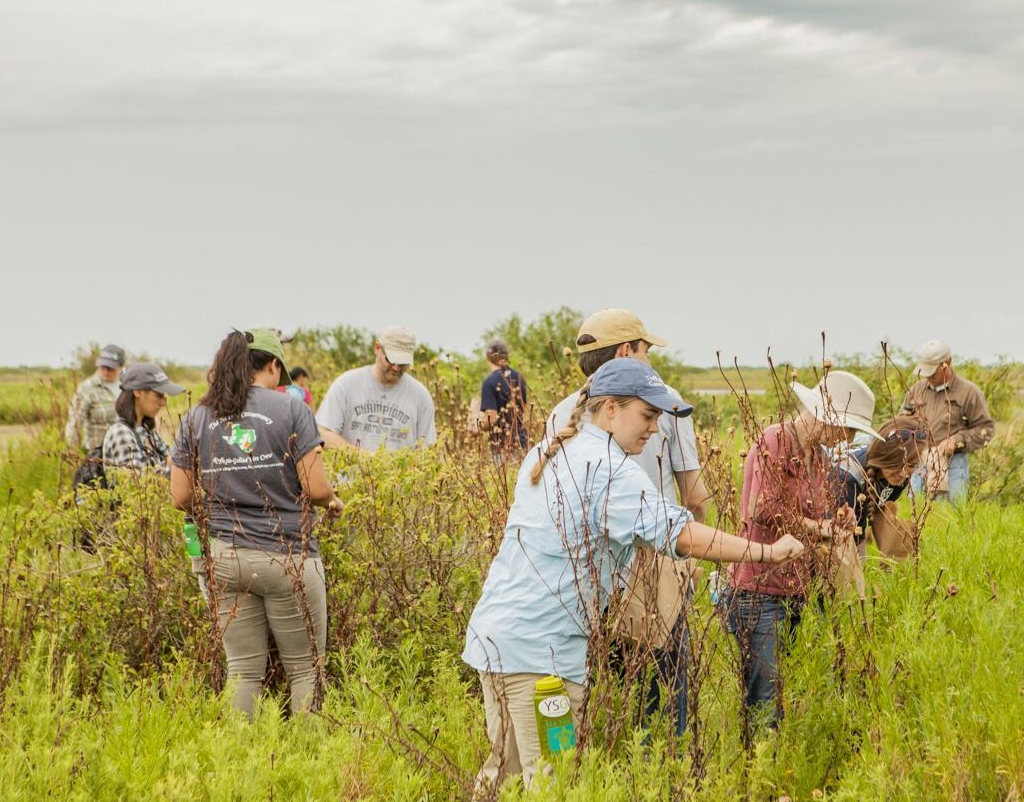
top-left (724, 589), bottom-right (803, 724)
top-left (910, 450), bottom-right (969, 503)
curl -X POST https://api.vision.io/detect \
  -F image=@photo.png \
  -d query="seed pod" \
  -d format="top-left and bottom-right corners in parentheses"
top-left (857, 493), bottom-right (867, 503)
top-left (822, 358), bottom-right (832, 370)
top-left (562, 346), bottom-right (573, 357)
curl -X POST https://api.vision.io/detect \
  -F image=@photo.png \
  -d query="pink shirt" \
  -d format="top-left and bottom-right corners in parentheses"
top-left (729, 423), bottom-right (837, 597)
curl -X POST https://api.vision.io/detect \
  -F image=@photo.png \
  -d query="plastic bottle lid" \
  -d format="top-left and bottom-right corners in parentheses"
top-left (535, 675), bottom-right (564, 693)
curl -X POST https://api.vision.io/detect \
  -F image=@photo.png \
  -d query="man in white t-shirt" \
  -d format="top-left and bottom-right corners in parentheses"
top-left (546, 308), bottom-right (708, 736)
top-left (316, 326), bottom-right (437, 452)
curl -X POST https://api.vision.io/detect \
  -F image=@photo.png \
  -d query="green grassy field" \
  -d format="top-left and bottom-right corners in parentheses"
top-left (2, 325), bottom-right (1023, 800)
top-left (1, 451), bottom-right (1022, 801)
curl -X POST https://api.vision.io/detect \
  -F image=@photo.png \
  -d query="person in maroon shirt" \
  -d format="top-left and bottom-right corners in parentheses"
top-left (725, 370), bottom-right (881, 725)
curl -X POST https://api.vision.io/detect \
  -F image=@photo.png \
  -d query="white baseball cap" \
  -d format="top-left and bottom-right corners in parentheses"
top-left (914, 340), bottom-right (952, 378)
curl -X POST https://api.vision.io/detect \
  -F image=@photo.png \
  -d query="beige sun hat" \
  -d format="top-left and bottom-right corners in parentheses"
top-left (790, 370), bottom-right (882, 441)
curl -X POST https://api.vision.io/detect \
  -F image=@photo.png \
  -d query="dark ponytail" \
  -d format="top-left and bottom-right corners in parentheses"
top-left (200, 330), bottom-right (277, 419)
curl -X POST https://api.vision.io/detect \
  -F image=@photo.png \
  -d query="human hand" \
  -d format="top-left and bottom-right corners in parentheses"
top-left (325, 497), bottom-right (344, 519)
top-left (820, 513), bottom-right (855, 541)
top-left (766, 535), bottom-right (805, 563)
top-left (937, 436), bottom-right (958, 457)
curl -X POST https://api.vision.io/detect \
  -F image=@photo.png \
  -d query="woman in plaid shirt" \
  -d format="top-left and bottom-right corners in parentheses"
top-left (102, 362), bottom-right (185, 476)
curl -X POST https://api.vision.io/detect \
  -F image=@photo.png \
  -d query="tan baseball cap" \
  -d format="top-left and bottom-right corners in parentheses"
top-left (576, 309), bottom-right (668, 354)
top-left (379, 326), bottom-right (416, 366)
top-left (914, 340), bottom-right (952, 378)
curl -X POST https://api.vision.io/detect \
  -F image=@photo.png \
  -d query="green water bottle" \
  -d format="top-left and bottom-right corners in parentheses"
top-left (182, 521), bottom-right (202, 558)
top-left (534, 675), bottom-right (576, 756)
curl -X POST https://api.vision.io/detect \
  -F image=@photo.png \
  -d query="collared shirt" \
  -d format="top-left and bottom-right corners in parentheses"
top-left (102, 420), bottom-right (171, 476)
top-left (901, 374), bottom-right (994, 453)
top-left (65, 375), bottom-right (119, 450)
top-left (462, 422), bottom-right (693, 684)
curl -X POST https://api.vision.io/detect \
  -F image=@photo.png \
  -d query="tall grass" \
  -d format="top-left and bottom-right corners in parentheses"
top-left (1, 326), bottom-right (1023, 800)
top-left (2, 466), bottom-right (1023, 799)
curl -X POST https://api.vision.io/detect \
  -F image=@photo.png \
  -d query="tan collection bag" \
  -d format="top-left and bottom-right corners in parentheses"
top-left (612, 544), bottom-right (701, 649)
top-left (814, 530), bottom-right (865, 600)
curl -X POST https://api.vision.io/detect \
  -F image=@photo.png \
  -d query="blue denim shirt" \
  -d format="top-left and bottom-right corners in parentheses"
top-left (462, 423), bottom-right (693, 684)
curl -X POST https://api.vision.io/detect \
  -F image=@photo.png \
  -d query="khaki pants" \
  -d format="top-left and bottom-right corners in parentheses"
top-left (198, 539), bottom-right (327, 717)
top-left (476, 671), bottom-right (586, 792)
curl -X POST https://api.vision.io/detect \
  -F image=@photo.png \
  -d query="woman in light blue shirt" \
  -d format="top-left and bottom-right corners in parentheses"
top-left (463, 359), bottom-right (804, 791)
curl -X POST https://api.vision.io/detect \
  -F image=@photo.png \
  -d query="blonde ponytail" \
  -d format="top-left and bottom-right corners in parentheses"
top-left (531, 378), bottom-right (594, 485)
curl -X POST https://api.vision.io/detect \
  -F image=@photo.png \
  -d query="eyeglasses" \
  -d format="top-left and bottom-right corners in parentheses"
top-left (381, 352), bottom-right (409, 369)
top-left (887, 428), bottom-right (927, 442)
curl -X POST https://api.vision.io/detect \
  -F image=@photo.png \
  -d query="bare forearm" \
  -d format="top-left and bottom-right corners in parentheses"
top-left (674, 521), bottom-right (762, 563)
top-left (297, 447), bottom-right (342, 508)
top-left (319, 427), bottom-right (364, 453)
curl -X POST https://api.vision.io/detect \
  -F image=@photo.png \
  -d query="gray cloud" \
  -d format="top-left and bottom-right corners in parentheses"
top-left (0, 0), bottom-right (1020, 367)
top-left (3, 0), bottom-right (1018, 139)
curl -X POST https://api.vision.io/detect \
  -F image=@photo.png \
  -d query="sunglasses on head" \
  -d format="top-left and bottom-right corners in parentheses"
top-left (888, 428), bottom-right (927, 442)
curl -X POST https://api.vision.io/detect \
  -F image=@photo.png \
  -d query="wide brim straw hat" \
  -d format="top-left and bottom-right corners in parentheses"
top-left (790, 370), bottom-right (883, 441)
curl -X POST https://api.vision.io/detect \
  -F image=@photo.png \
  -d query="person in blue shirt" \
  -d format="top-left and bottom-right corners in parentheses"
top-left (478, 339), bottom-right (529, 456)
top-left (462, 359), bottom-right (804, 791)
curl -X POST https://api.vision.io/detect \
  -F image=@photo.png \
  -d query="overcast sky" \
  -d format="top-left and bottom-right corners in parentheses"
top-left (1, 0), bottom-right (1021, 369)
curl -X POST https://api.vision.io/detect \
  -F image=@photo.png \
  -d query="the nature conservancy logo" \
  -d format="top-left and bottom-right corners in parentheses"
top-left (223, 423), bottom-right (257, 453)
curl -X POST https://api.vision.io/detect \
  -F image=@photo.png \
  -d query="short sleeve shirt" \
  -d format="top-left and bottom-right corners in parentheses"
top-left (172, 387), bottom-right (323, 555)
top-left (316, 365), bottom-right (436, 451)
top-left (480, 366), bottom-right (528, 449)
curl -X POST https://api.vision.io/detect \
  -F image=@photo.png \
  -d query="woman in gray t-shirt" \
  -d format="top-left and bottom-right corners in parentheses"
top-left (171, 329), bottom-right (342, 717)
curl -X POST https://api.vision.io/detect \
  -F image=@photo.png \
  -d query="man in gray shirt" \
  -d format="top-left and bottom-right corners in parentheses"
top-left (316, 326), bottom-right (437, 452)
